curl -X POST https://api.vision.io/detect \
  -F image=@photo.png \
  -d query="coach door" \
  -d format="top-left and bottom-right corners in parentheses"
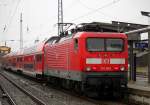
top-left (35, 54), bottom-right (43, 74)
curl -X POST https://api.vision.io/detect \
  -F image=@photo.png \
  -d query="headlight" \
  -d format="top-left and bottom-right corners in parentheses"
top-left (92, 66), bottom-right (97, 70)
top-left (86, 67), bottom-right (91, 71)
top-left (120, 66), bottom-right (125, 71)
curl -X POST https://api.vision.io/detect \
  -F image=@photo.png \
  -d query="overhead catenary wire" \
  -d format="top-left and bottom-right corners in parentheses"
top-left (3, 0), bottom-right (21, 32)
top-left (70, 0), bottom-right (121, 22)
top-left (77, 0), bottom-right (119, 21)
top-left (64, 0), bottom-right (78, 11)
top-left (49, 0), bottom-right (121, 35)
top-left (77, 0), bottom-right (93, 10)
top-left (4, 2), bottom-right (16, 31)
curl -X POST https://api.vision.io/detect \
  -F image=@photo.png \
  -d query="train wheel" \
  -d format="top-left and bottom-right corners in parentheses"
top-left (74, 82), bottom-right (82, 95)
top-left (36, 74), bottom-right (43, 80)
top-left (84, 85), bottom-right (99, 98)
top-left (61, 79), bottom-right (70, 89)
top-left (17, 70), bottom-right (22, 74)
top-left (52, 77), bottom-right (60, 87)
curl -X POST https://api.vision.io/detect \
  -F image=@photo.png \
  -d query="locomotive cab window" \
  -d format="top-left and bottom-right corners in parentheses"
top-left (106, 39), bottom-right (123, 51)
top-left (87, 38), bottom-right (104, 51)
top-left (87, 38), bottom-right (124, 52)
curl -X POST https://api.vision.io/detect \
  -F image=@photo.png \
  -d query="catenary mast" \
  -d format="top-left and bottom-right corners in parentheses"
top-left (58, 0), bottom-right (63, 35)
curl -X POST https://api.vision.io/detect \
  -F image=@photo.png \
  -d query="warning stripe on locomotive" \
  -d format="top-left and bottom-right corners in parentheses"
top-left (86, 58), bottom-right (125, 64)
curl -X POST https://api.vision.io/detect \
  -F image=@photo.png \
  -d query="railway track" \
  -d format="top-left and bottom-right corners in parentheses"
top-left (0, 83), bottom-right (16, 105)
top-left (1, 70), bottom-right (129, 105)
top-left (0, 72), bottom-right (46, 105)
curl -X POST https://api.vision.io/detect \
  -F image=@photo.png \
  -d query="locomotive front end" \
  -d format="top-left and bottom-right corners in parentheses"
top-left (80, 32), bottom-right (128, 96)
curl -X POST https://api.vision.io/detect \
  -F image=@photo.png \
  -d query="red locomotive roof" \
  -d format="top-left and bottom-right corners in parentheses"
top-left (73, 32), bottom-right (127, 39)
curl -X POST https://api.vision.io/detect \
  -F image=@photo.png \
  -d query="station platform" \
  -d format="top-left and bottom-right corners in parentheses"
top-left (128, 76), bottom-right (150, 97)
top-left (128, 77), bottom-right (149, 90)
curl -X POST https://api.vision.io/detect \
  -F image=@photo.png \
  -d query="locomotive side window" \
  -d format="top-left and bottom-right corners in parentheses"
top-left (106, 39), bottom-right (123, 51)
top-left (87, 38), bottom-right (104, 51)
top-left (74, 39), bottom-right (78, 49)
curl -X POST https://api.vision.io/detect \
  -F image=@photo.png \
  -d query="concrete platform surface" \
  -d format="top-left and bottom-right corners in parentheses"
top-left (128, 77), bottom-right (150, 91)
top-left (128, 76), bottom-right (150, 98)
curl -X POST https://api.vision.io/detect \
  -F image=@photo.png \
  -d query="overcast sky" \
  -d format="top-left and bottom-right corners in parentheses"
top-left (0, 0), bottom-right (150, 51)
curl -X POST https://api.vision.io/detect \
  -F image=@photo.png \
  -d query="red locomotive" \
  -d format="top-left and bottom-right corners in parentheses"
top-left (2, 23), bottom-right (128, 97)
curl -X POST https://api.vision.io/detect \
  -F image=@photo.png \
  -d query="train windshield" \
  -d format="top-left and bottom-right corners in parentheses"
top-left (87, 38), bottom-right (105, 51)
top-left (106, 39), bottom-right (123, 51)
top-left (87, 38), bottom-right (123, 52)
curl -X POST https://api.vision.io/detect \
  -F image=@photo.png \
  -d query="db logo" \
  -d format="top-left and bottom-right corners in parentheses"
top-left (102, 58), bottom-right (110, 64)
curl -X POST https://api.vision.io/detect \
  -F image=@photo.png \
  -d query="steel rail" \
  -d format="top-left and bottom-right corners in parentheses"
top-left (0, 85), bottom-right (17, 105)
top-left (2, 70), bottom-right (127, 105)
top-left (0, 72), bottom-right (46, 105)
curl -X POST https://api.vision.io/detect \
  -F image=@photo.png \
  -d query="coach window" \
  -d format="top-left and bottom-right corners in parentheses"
top-left (74, 39), bottom-right (78, 49)
top-left (17, 58), bottom-right (19, 62)
top-left (20, 57), bottom-right (22, 62)
top-left (36, 54), bottom-right (42, 62)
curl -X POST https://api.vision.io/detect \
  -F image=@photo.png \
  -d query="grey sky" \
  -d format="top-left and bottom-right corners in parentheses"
top-left (0, 0), bottom-right (150, 51)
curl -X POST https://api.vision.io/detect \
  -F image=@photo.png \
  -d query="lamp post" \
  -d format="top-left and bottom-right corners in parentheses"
top-left (20, 13), bottom-right (23, 49)
top-left (141, 11), bottom-right (150, 83)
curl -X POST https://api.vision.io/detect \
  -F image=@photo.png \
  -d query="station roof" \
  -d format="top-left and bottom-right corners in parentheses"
top-left (80, 21), bottom-right (148, 40)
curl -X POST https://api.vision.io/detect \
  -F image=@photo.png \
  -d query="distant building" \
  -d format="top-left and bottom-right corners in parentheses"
top-left (0, 46), bottom-right (11, 55)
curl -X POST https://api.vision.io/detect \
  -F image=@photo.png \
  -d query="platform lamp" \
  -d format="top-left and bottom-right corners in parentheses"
top-left (141, 11), bottom-right (150, 83)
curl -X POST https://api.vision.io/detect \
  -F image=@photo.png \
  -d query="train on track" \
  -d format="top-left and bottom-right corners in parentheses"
top-left (2, 23), bottom-right (128, 97)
